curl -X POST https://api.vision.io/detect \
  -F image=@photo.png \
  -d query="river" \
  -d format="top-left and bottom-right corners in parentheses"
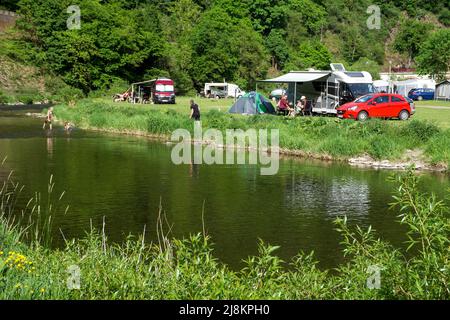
top-left (0, 110), bottom-right (448, 269)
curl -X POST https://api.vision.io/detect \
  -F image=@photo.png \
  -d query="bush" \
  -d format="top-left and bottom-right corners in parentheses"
top-left (0, 90), bottom-right (11, 104)
top-left (53, 87), bottom-right (85, 104)
top-left (400, 120), bottom-right (441, 143)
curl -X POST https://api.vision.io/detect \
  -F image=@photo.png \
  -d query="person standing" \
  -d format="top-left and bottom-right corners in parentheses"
top-left (43, 107), bottom-right (54, 130)
top-left (190, 99), bottom-right (201, 121)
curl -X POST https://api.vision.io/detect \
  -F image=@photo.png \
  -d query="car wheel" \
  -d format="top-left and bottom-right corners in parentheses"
top-left (399, 110), bottom-right (410, 121)
top-left (418, 96), bottom-right (423, 101)
top-left (357, 111), bottom-right (369, 121)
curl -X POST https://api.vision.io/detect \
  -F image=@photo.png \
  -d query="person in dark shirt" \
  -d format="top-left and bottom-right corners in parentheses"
top-left (190, 99), bottom-right (201, 121)
top-left (301, 96), bottom-right (312, 116)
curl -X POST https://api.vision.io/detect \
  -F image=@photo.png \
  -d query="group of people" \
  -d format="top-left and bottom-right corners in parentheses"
top-left (277, 95), bottom-right (312, 117)
top-left (42, 107), bottom-right (73, 131)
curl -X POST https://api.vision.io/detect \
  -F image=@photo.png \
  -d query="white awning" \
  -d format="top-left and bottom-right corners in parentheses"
top-left (259, 72), bottom-right (331, 83)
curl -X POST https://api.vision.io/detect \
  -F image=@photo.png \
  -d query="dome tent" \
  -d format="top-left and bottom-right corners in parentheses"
top-left (228, 92), bottom-right (275, 115)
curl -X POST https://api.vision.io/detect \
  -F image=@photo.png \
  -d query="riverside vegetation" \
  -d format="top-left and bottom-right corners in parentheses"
top-left (53, 100), bottom-right (450, 170)
top-left (0, 168), bottom-right (449, 299)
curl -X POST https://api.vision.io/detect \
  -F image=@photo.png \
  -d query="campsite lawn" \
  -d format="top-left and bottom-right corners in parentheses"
top-left (414, 106), bottom-right (450, 129)
top-left (104, 96), bottom-right (232, 115)
top-left (90, 96), bottom-right (450, 129)
top-left (416, 100), bottom-right (450, 108)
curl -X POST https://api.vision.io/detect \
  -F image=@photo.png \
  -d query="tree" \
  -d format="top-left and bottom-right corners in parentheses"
top-left (161, 0), bottom-right (202, 94)
top-left (265, 29), bottom-right (289, 70)
top-left (350, 57), bottom-right (380, 80)
top-left (438, 9), bottom-right (450, 27)
top-left (393, 19), bottom-right (433, 67)
top-left (245, 0), bottom-right (288, 36)
top-left (0, 0), bottom-right (20, 11)
top-left (189, 7), bottom-right (268, 90)
top-left (16, 0), bottom-right (165, 92)
top-left (286, 40), bottom-right (332, 71)
top-left (416, 29), bottom-right (450, 81)
top-left (233, 20), bottom-right (269, 89)
top-left (288, 0), bottom-right (326, 35)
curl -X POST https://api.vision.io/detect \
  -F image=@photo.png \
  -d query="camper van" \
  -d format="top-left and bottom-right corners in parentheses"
top-left (259, 63), bottom-right (375, 115)
top-left (152, 78), bottom-right (176, 104)
top-left (130, 78), bottom-right (176, 104)
top-left (204, 83), bottom-right (245, 99)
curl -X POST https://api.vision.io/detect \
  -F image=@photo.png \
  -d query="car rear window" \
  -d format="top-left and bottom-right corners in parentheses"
top-left (391, 96), bottom-right (404, 102)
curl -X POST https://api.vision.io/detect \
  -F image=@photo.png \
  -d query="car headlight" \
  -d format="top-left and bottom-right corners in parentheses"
top-left (349, 106), bottom-right (358, 111)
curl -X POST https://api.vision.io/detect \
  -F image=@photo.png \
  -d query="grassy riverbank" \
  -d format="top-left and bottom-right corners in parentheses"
top-left (53, 98), bottom-right (450, 170)
top-left (1, 170), bottom-right (448, 299)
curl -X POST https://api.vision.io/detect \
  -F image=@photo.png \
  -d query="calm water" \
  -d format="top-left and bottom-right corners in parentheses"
top-left (1, 112), bottom-right (449, 269)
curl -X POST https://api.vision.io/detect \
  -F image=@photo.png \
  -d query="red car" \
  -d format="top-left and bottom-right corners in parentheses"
top-left (336, 93), bottom-right (415, 121)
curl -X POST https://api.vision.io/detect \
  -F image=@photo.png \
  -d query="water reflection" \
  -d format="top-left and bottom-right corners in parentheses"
top-left (327, 178), bottom-right (370, 216)
top-left (0, 115), bottom-right (449, 269)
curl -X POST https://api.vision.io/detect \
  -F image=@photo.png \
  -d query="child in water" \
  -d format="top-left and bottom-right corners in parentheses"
top-left (43, 107), bottom-right (54, 130)
top-left (64, 122), bottom-right (73, 131)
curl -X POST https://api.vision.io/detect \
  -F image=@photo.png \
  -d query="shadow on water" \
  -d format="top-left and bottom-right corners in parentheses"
top-left (0, 104), bottom-right (52, 112)
top-left (0, 112), bottom-right (449, 270)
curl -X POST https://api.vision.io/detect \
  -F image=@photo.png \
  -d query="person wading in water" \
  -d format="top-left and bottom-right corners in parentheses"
top-left (189, 99), bottom-right (201, 121)
top-left (43, 107), bottom-right (54, 130)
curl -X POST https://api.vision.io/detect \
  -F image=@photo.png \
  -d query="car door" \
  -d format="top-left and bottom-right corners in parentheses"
top-left (390, 96), bottom-right (407, 116)
top-left (371, 95), bottom-right (390, 117)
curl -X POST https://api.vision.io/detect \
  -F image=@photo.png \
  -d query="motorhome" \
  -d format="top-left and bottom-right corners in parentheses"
top-left (130, 78), bottom-right (176, 104)
top-left (258, 63), bottom-right (375, 114)
top-left (204, 83), bottom-right (245, 99)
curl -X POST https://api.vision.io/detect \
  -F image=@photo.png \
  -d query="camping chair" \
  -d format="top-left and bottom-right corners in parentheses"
top-left (277, 107), bottom-right (289, 116)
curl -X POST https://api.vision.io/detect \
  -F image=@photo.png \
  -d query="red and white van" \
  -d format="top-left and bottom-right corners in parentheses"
top-left (152, 78), bottom-right (175, 104)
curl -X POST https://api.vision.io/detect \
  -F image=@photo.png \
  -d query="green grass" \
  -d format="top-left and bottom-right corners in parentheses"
top-left (416, 100), bottom-right (450, 108)
top-left (414, 106), bottom-right (450, 129)
top-left (1, 170), bottom-right (448, 299)
top-left (52, 98), bottom-right (450, 169)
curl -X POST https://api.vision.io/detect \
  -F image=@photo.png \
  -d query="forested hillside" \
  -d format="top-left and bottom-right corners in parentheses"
top-left (1, 0), bottom-right (450, 95)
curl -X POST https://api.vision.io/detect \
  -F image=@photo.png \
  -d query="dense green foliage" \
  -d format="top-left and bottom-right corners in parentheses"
top-left (416, 29), bottom-right (450, 81)
top-left (1, 0), bottom-right (449, 95)
top-left (53, 99), bottom-right (450, 168)
top-left (1, 168), bottom-right (448, 299)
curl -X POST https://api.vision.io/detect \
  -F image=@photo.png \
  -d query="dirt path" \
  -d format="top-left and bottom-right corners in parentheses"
top-left (418, 105), bottom-right (450, 110)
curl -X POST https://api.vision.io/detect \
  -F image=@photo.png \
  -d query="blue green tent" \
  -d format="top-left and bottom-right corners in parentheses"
top-left (229, 92), bottom-right (275, 115)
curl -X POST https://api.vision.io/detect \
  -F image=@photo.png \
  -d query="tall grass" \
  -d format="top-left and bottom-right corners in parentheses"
top-left (0, 166), bottom-right (68, 249)
top-left (0, 169), bottom-right (448, 299)
top-left (53, 99), bottom-right (450, 168)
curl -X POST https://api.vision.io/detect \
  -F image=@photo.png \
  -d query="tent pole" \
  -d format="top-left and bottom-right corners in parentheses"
top-left (294, 82), bottom-right (297, 107)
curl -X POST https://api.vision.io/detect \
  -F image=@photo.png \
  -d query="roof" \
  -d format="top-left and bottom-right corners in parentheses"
top-left (436, 80), bottom-right (450, 86)
top-left (131, 78), bottom-right (173, 86)
top-left (373, 80), bottom-right (390, 86)
top-left (259, 71), bottom-right (330, 83)
top-left (131, 79), bottom-right (156, 86)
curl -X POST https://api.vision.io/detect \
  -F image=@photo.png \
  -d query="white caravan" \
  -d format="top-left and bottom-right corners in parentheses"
top-left (259, 63), bottom-right (375, 114)
top-left (204, 83), bottom-right (245, 98)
